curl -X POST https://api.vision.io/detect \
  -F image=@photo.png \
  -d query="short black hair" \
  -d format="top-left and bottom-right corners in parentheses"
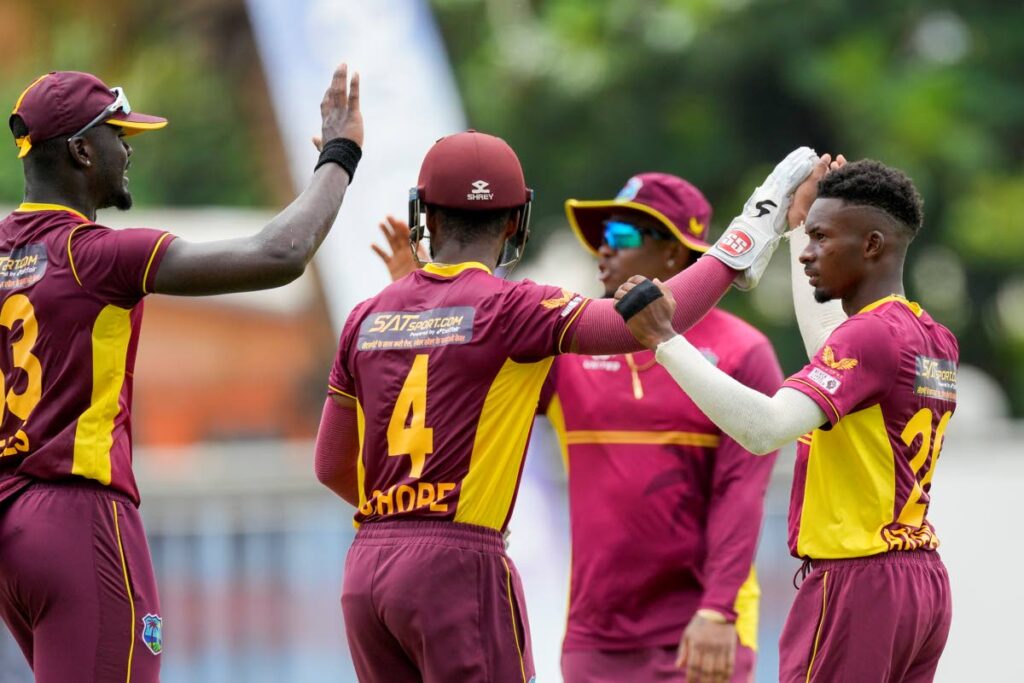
top-left (817, 159), bottom-right (924, 236)
top-left (430, 205), bottom-right (514, 246)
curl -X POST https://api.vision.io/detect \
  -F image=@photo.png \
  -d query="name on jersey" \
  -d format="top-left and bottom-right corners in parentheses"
top-left (358, 306), bottom-right (475, 352)
top-left (0, 244), bottom-right (47, 291)
top-left (914, 356), bottom-right (957, 402)
top-left (358, 481), bottom-right (457, 517)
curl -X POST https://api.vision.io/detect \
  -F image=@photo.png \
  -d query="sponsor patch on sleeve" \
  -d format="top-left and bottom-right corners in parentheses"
top-left (914, 356), bottom-right (957, 402)
top-left (0, 244), bottom-right (47, 291)
top-left (358, 306), bottom-right (475, 351)
top-left (807, 367), bottom-right (841, 395)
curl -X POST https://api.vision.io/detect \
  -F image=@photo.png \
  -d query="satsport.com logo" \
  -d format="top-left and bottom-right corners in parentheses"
top-left (467, 179), bottom-right (494, 201)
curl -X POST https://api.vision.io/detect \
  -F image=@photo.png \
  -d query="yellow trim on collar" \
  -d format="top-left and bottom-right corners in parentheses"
top-left (422, 261), bottom-right (492, 277)
top-left (858, 295), bottom-right (923, 317)
top-left (16, 202), bottom-right (89, 222)
top-left (563, 198), bottom-right (711, 257)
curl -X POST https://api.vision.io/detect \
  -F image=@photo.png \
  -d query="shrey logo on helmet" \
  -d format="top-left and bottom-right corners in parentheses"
top-left (716, 229), bottom-right (753, 257)
top-left (467, 180), bottom-right (493, 201)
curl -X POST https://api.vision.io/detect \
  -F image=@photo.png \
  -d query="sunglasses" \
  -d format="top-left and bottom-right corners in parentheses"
top-left (69, 87), bottom-right (131, 140)
top-left (602, 220), bottom-right (673, 250)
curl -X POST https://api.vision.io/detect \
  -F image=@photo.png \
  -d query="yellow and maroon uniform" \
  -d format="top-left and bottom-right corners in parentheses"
top-left (0, 203), bottom-right (175, 682)
top-left (541, 308), bottom-right (781, 682)
top-left (779, 295), bottom-right (958, 682)
top-left (330, 261), bottom-right (589, 682)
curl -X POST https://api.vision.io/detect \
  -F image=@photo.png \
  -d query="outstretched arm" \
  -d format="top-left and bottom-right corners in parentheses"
top-left (153, 64), bottom-right (364, 295)
top-left (616, 278), bottom-right (826, 453)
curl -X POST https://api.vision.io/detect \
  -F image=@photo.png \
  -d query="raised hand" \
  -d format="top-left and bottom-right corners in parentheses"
top-left (370, 215), bottom-right (424, 281)
top-left (313, 63), bottom-right (363, 152)
top-left (708, 146), bottom-right (818, 291)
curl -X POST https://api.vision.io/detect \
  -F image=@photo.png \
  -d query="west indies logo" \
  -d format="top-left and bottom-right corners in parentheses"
top-left (141, 614), bottom-right (163, 655)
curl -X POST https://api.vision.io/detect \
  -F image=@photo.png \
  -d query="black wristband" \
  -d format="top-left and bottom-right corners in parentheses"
top-left (614, 279), bottom-right (664, 321)
top-left (315, 137), bottom-right (362, 181)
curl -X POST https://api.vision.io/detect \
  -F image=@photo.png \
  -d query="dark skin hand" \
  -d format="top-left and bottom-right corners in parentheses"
top-left (787, 153), bottom-right (846, 228)
top-left (153, 63), bottom-right (364, 295)
top-left (615, 276), bottom-right (677, 349)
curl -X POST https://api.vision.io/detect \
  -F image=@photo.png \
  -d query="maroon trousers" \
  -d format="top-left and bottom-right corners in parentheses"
top-left (341, 520), bottom-right (534, 683)
top-left (0, 482), bottom-right (162, 683)
top-left (779, 551), bottom-right (951, 683)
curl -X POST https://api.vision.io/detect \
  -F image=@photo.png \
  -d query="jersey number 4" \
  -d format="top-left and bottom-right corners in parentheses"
top-left (0, 294), bottom-right (42, 456)
top-left (387, 354), bottom-right (434, 479)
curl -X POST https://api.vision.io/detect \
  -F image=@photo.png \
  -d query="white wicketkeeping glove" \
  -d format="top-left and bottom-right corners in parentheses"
top-left (708, 146), bottom-right (818, 290)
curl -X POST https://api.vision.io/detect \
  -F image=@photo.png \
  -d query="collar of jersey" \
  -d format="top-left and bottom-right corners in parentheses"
top-left (859, 294), bottom-right (922, 317)
top-left (16, 202), bottom-right (89, 222)
top-left (422, 261), bottom-right (492, 277)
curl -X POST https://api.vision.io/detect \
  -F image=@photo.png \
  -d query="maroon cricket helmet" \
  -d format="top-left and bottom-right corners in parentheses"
top-left (415, 130), bottom-right (532, 210)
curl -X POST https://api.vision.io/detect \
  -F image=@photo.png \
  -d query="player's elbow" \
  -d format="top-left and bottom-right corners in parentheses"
top-left (259, 241), bottom-right (309, 285)
top-left (737, 431), bottom-right (780, 456)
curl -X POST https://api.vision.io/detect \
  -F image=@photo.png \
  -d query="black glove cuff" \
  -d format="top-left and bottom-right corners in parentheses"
top-left (614, 279), bottom-right (664, 321)
top-left (315, 137), bottom-right (362, 181)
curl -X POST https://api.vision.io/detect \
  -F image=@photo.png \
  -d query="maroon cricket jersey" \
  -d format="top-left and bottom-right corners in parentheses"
top-left (540, 309), bottom-right (781, 651)
top-left (784, 296), bottom-right (959, 559)
top-left (0, 203), bottom-right (174, 505)
top-left (329, 262), bottom-right (589, 532)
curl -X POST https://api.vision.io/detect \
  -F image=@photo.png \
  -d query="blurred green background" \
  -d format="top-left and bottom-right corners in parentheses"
top-left (1, 0), bottom-right (1022, 411)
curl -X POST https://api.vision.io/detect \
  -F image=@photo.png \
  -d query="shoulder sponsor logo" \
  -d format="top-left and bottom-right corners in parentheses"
top-left (358, 306), bottom-right (475, 351)
top-left (540, 288), bottom-right (573, 309)
top-left (560, 294), bottom-right (584, 318)
top-left (914, 355), bottom-right (957, 402)
top-left (808, 367), bottom-right (841, 394)
top-left (582, 355), bottom-right (622, 372)
top-left (0, 243), bottom-right (47, 291)
top-left (821, 345), bottom-right (858, 371)
top-left (715, 229), bottom-right (753, 257)
top-left (467, 179), bottom-right (493, 201)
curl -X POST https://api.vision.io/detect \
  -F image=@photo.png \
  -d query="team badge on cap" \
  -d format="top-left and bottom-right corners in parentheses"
top-left (142, 614), bottom-right (163, 655)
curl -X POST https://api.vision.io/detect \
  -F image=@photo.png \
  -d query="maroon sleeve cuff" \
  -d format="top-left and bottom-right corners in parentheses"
top-left (141, 232), bottom-right (176, 295)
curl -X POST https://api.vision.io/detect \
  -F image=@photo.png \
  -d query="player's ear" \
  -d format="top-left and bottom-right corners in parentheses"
top-left (865, 229), bottom-right (885, 259)
top-left (66, 136), bottom-right (92, 169)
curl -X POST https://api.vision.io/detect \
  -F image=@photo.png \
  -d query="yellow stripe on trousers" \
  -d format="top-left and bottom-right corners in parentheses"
top-left (112, 501), bottom-right (136, 682)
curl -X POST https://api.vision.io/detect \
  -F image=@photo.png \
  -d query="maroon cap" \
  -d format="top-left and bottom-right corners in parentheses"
top-left (417, 130), bottom-right (531, 210)
top-left (565, 173), bottom-right (713, 256)
top-left (10, 71), bottom-right (167, 158)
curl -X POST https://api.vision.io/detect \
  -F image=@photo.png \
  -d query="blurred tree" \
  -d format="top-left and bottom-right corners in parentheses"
top-left (431, 0), bottom-right (1024, 413)
top-left (0, 0), bottom-right (285, 208)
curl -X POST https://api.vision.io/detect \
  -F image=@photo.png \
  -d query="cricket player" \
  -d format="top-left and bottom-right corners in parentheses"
top-left (616, 156), bottom-right (957, 682)
top-left (0, 65), bottom-right (362, 682)
top-left (548, 174), bottom-right (781, 683)
top-left (314, 131), bottom-right (817, 682)
top-left (370, 173), bottom-right (782, 682)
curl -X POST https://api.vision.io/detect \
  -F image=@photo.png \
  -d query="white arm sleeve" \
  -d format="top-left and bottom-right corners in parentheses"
top-left (788, 229), bottom-right (848, 359)
top-left (655, 335), bottom-right (827, 454)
